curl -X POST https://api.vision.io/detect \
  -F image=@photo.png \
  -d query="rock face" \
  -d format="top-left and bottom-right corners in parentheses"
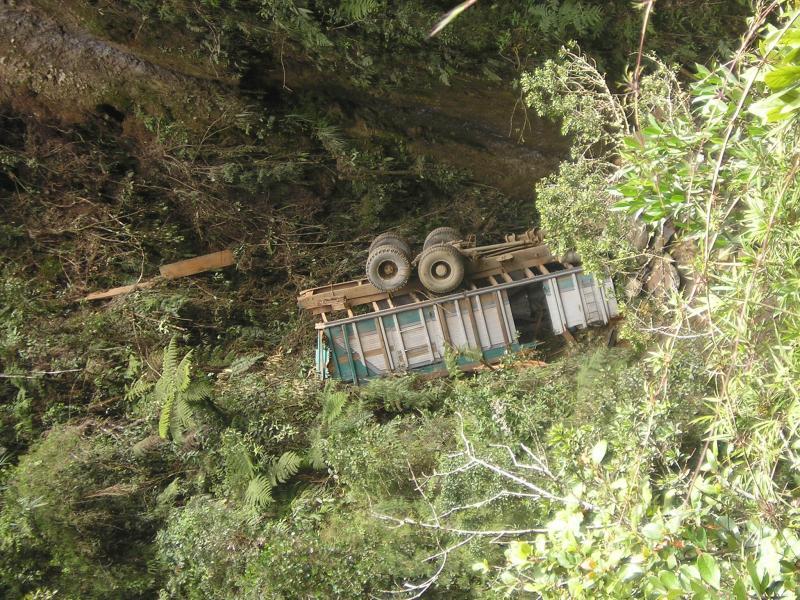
top-left (0, 1), bottom-right (239, 121)
top-left (630, 217), bottom-right (650, 251)
top-left (625, 217), bottom-right (689, 300)
top-left (644, 254), bottom-right (680, 298)
top-left (0, 1), bottom-right (568, 209)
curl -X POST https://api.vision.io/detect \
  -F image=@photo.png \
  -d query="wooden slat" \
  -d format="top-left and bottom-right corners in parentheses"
top-left (461, 298), bottom-right (481, 348)
top-left (159, 249), bottom-right (234, 279)
top-left (84, 279), bottom-right (156, 300)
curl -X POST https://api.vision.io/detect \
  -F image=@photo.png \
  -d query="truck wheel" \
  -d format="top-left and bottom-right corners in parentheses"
top-left (369, 232), bottom-right (411, 257)
top-left (366, 245), bottom-right (411, 292)
top-left (418, 244), bottom-right (465, 294)
top-left (423, 226), bottom-right (461, 250)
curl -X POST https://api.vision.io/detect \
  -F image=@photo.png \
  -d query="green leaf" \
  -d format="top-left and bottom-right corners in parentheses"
top-left (158, 391), bottom-right (174, 439)
top-left (764, 65), bottom-right (800, 91)
top-left (471, 560), bottom-right (489, 573)
top-left (244, 474), bottom-right (273, 509)
top-left (622, 562), bottom-right (644, 581)
top-left (697, 554), bottom-right (720, 589)
top-left (733, 579), bottom-right (747, 600)
top-left (591, 440), bottom-right (607, 465)
top-left (659, 570), bottom-right (680, 590)
top-left (642, 522), bottom-right (664, 541)
top-left (499, 570), bottom-right (518, 586)
top-left (506, 541), bottom-right (533, 566)
top-left (747, 559), bottom-right (764, 593)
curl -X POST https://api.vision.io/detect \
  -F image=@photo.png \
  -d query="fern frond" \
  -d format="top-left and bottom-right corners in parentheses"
top-left (227, 445), bottom-right (255, 482)
top-left (530, 0), bottom-right (604, 38)
top-left (184, 379), bottom-right (213, 402)
top-left (158, 390), bottom-right (175, 439)
top-left (227, 353), bottom-right (264, 376)
top-left (322, 389), bottom-right (347, 426)
top-left (174, 396), bottom-right (194, 430)
top-left (125, 378), bottom-right (153, 402)
top-left (268, 451), bottom-right (302, 487)
top-left (339, 0), bottom-right (379, 21)
top-left (244, 474), bottom-right (274, 509)
top-left (176, 350), bottom-right (193, 393)
top-left (162, 337), bottom-right (180, 376)
top-left (306, 428), bottom-right (326, 470)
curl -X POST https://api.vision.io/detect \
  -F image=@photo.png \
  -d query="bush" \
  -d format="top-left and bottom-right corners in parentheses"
top-left (0, 425), bottom-right (159, 598)
top-left (155, 496), bottom-right (260, 599)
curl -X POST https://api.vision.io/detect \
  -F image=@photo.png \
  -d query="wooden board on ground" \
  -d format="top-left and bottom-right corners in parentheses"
top-left (84, 280), bottom-right (157, 301)
top-left (159, 249), bottom-right (235, 279)
top-left (84, 249), bottom-right (235, 301)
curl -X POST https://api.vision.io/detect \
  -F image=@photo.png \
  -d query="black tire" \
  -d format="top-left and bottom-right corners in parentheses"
top-left (366, 245), bottom-right (411, 292)
top-left (417, 244), bottom-right (465, 294)
top-left (423, 226), bottom-right (461, 250)
top-left (369, 232), bottom-right (411, 257)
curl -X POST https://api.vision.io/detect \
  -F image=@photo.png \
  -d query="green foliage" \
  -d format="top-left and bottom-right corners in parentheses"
top-left (468, 6), bottom-right (800, 598)
top-left (324, 403), bottom-right (454, 497)
top-left (522, 47), bottom-right (627, 158)
top-left (750, 18), bottom-right (800, 123)
top-left (522, 48), bottom-right (634, 270)
top-left (126, 338), bottom-right (212, 440)
top-left (0, 426), bottom-right (159, 598)
top-left (358, 375), bottom-right (440, 413)
top-left (528, 0), bottom-right (605, 40)
top-left (0, 0), bottom-right (767, 597)
top-left (155, 496), bottom-right (260, 600)
top-left (338, 0), bottom-right (381, 22)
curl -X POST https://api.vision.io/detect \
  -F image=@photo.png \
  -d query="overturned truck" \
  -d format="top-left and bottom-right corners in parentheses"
top-left (297, 228), bottom-right (619, 384)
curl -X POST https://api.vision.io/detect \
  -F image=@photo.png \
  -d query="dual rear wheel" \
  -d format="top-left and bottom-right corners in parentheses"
top-left (366, 228), bottom-right (465, 294)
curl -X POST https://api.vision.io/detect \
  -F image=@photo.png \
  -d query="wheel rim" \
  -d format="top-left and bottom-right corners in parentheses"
top-left (378, 259), bottom-right (398, 278)
top-left (431, 260), bottom-right (451, 280)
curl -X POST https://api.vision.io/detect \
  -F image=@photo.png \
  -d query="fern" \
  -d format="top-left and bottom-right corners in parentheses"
top-left (268, 451), bottom-right (302, 487)
top-left (306, 429), bottom-right (326, 470)
top-left (338, 0), bottom-right (379, 21)
top-left (226, 443), bottom-right (255, 484)
top-left (244, 474), bottom-right (274, 510)
top-left (321, 388), bottom-right (348, 426)
top-left (241, 451), bottom-right (302, 511)
top-left (183, 379), bottom-right (213, 402)
top-left (126, 338), bottom-right (211, 440)
top-left (226, 353), bottom-right (264, 376)
top-left (124, 377), bottom-right (153, 402)
top-left (529, 0), bottom-right (604, 39)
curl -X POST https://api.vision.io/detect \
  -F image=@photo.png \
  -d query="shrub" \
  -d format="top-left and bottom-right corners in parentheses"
top-left (0, 425), bottom-right (158, 598)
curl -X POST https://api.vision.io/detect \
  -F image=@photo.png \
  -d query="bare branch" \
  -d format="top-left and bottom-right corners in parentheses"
top-left (373, 512), bottom-right (548, 537)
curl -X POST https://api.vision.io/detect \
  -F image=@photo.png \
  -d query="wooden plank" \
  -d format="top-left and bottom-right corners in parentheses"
top-left (159, 249), bottom-right (234, 279)
top-left (461, 298), bottom-right (481, 349)
top-left (434, 304), bottom-right (451, 346)
top-left (374, 317), bottom-right (394, 372)
top-left (495, 291), bottom-right (511, 347)
top-left (84, 279), bottom-right (156, 300)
